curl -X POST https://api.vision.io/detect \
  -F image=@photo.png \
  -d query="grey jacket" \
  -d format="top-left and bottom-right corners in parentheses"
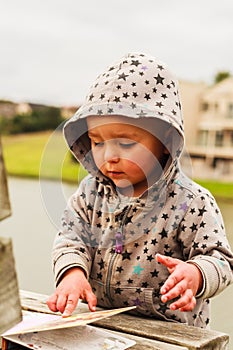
top-left (52, 52), bottom-right (233, 327)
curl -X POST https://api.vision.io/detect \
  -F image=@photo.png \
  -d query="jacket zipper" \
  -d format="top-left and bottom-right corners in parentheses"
top-left (105, 205), bottom-right (132, 304)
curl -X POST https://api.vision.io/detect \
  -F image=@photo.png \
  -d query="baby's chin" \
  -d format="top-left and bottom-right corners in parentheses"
top-left (114, 179), bottom-right (135, 196)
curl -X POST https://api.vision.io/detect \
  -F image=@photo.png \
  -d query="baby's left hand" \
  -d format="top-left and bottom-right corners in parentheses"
top-left (156, 254), bottom-right (203, 312)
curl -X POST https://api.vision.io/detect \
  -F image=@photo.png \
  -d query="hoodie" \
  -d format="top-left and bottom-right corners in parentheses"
top-left (52, 52), bottom-right (233, 327)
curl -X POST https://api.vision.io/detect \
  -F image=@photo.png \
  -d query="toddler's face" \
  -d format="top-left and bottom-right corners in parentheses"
top-left (87, 115), bottom-right (168, 197)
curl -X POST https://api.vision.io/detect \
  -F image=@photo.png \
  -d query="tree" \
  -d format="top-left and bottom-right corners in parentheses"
top-left (214, 71), bottom-right (231, 84)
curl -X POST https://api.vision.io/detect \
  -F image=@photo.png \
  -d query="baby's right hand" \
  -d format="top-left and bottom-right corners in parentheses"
top-left (46, 267), bottom-right (97, 317)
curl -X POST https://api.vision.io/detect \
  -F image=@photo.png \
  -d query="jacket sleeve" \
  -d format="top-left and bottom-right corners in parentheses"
top-left (52, 177), bottom-right (94, 286)
top-left (178, 193), bottom-right (233, 299)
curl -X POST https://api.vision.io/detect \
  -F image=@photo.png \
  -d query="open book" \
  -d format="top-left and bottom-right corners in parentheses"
top-left (2, 306), bottom-right (136, 349)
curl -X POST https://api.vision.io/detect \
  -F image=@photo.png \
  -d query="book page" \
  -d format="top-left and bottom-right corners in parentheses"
top-left (4, 324), bottom-right (136, 349)
top-left (3, 306), bottom-right (136, 336)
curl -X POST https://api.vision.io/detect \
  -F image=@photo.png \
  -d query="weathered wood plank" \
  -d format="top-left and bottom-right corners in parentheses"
top-left (19, 290), bottom-right (229, 350)
top-left (0, 136), bottom-right (11, 221)
top-left (93, 313), bottom-right (229, 350)
top-left (102, 329), bottom-right (188, 350)
top-left (0, 238), bottom-right (22, 335)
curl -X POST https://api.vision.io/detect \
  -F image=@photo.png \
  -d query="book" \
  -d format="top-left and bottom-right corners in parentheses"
top-left (2, 306), bottom-right (136, 349)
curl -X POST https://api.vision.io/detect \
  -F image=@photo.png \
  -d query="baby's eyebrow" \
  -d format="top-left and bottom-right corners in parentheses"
top-left (88, 131), bottom-right (138, 139)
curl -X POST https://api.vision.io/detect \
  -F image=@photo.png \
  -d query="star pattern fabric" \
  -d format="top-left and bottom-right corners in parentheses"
top-left (53, 53), bottom-right (233, 328)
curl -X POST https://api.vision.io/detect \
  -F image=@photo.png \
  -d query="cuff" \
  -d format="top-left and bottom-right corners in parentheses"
top-left (187, 258), bottom-right (220, 299)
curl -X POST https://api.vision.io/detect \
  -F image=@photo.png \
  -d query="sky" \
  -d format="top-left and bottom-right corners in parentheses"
top-left (0, 0), bottom-right (233, 107)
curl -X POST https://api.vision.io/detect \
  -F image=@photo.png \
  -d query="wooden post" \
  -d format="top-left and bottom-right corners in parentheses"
top-left (0, 237), bottom-right (22, 335)
top-left (0, 136), bottom-right (11, 221)
top-left (0, 137), bottom-right (22, 337)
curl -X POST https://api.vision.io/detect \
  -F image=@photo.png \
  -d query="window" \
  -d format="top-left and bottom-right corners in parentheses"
top-left (201, 102), bottom-right (209, 111)
top-left (231, 131), bottom-right (233, 146)
top-left (228, 103), bottom-right (233, 118)
top-left (215, 131), bottom-right (223, 147)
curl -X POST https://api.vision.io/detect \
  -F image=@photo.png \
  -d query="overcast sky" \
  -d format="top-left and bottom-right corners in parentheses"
top-left (0, 0), bottom-right (232, 106)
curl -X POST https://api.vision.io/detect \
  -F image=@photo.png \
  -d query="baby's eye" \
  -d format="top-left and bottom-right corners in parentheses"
top-left (119, 141), bottom-right (136, 148)
top-left (92, 141), bottom-right (104, 147)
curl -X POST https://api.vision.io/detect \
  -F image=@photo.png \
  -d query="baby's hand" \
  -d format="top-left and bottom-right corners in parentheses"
top-left (46, 267), bottom-right (97, 317)
top-left (156, 254), bottom-right (203, 312)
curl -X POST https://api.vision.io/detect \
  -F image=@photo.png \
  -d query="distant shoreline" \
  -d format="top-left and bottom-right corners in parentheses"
top-left (2, 131), bottom-right (233, 202)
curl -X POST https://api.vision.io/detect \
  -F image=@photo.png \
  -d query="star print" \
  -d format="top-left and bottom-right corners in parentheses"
top-left (192, 241), bottom-right (199, 249)
top-left (136, 288), bottom-right (142, 294)
top-left (141, 281), bottom-right (148, 288)
top-left (162, 213), bottom-right (169, 220)
top-left (179, 202), bottom-right (188, 212)
top-left (133, 297), bottom-right (143, 306)
top-left (151, 238), bottom-right (158, 245)
top-left (158, 303), bottom-right (169, 313)
top-left (154, 74), bottom-right (164, 85)
top-left (215, 240), bottom-right (222, 247)
top-left (200, 221), bottom-right (206, 228)
top-left (116, 266), bottom-right (124, 273)
top-left (130, 102), bottom-right (137, 109)
top-left (144, 93), bottom-right (151, 100)
top-left (158, 228), bottom-right (168, 238)
top-left (123, 92), bottom-right (129, 99)
top-left (122, 250), bottom-right (132, 260)
top-left (190, 223), bottom-right (198, 232)
top-left (156, 101), bottom-right (163, 108)
top-left (114, 287), bottom-right (123, 295)
top-left (133, 263), bottom-right (144, 275)
top-left (198, 206), bottom-right (207, 216)
top-left (150, 269), bottom-right (159, 278)
top-left (114, 96), bottom-right (121, 103)
top-left (118, 72), bottom-right (129, 80)
top-left (131, 59), bottom-right (141, 66)
top-left (98, 258), bottom-right (105, 270)
top-left (169, 190), bottom-right (177, 198)
top-left (97, 272), bottom-right (103, 280)
top-left (147, 254), bottom-right (154, 262)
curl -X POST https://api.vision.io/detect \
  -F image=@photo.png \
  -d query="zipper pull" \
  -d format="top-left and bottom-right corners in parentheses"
top-left (115, 232), bottom-right (123, 254)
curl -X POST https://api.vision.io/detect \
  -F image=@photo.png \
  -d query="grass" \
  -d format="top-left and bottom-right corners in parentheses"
top-left (2, 131), bottom-right (233, 199)
top-left (195, 180), bottom-right (233, 201)
top-left (1, 131), bottom-right (87, 183)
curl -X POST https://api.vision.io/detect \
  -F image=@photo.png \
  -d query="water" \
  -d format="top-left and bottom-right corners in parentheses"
top-left (1, 177), bottom-right (233, 347)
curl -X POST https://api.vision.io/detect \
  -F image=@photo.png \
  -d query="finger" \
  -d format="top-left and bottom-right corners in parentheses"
top-left (156, 254), bottom-right (178, 270)
top-left (179, 296), bottom-right (196, 312)
top-left (46, 294), bottom-right (58, 312)
top-left (62, 294), bottom-right (79, 317)
top-left (84, 290), bottom-right (97, 312)
top-left (56, 294), bottom-right (68, 314)
top-left (169, 290), bottom-right (194, 311)
top-left (160, 272), bottom-right (183, 295)
top-left (161, 279), bottom-right (186, 303)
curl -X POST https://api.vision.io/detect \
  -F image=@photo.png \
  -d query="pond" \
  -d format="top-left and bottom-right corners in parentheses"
top-left (1, 177), bottom-right (233, 347)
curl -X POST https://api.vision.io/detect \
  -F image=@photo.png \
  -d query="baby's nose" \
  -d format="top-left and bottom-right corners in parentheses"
top-left (104, 143), bottom-right (120, 162)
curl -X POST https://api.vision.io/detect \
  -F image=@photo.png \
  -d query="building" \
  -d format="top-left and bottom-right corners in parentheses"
top-left (179, 77), bottom-right (233, 180)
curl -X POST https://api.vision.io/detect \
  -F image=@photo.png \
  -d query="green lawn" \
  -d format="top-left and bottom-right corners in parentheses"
top-left (2, 131), bottom-right (233, 199)
top-left (2, 131), bottom-right (87, 183)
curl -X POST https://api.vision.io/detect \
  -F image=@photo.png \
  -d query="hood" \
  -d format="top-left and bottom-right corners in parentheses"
top-left (63, 52), bottom-right (184, 179)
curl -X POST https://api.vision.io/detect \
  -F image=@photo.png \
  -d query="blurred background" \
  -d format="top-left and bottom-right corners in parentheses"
top-left (0, 0), bottom-right (233, 347)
